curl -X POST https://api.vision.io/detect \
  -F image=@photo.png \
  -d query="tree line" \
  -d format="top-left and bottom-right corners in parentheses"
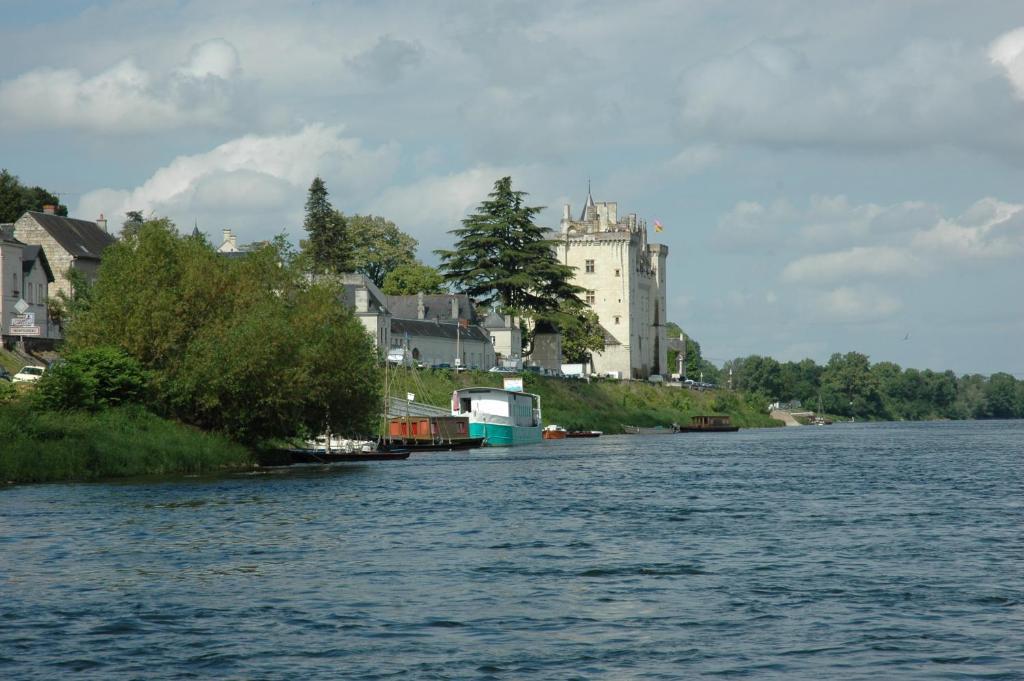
top-left (717, 352), bottom-right (1024, 420)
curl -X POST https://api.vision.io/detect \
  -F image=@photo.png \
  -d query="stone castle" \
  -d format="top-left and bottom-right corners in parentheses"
top-left (555, 190), bottom-right (668, 379)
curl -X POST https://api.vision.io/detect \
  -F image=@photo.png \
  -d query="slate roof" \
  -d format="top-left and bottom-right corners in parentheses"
top-left (25, 211), bottom-right (116, 260)
top-left (391, 317), bottom-right (490, 343)
top-left (21, 245), bottom-right (55, 283)
top-left (386, 293), bottom-right (479, 323)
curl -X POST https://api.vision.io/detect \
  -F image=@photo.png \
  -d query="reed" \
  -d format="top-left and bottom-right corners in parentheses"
top-left (0, 403), bottom-right (253, 484)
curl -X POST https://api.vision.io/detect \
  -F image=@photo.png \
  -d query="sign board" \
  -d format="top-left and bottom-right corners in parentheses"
top-left (8, 313), bottom-right (40, 336)
top-left (406, 392), bottom-right (415, 402)
top-left (503, 377), bottom-right (524, 392)
top-left (14, 298), bottom-right (29, 314)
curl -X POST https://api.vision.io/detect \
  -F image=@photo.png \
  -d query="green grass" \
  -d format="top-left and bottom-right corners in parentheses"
top-left (0, 348), bottom-right (25, 375)
top-left (388, 368), bottom-right (782, 433)
top-left (0, 402), bottom-right (253, 484)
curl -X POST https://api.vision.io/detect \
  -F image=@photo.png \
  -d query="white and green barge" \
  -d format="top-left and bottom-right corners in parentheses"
top-left (451, 387), bottom-right (542, 447)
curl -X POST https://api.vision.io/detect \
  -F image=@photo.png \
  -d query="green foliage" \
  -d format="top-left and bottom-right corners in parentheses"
top-left (0, 402), bottom-right (251, 483)
top-left (821, 352), bottom-right (883, 418)
top-left (381, 262), bottom-right (445, 295)
top-left (302, 177), bottom-right (352, 274)
top-left (65, 218), bottom-right (381, 444)
top-left (0, 169), bottom-right (67, 222)
top-left (347, 214), bottom-right (418, 286)
top-left (543, 302), bottom-right (604, 363)
top-left (665, 324), bottom-right (704, 377)
top-left (34, 347), bottom-right (147, 412)
top-left (436, 176), bottom-right (583, 316)
top-left (121, 210), bottom-right (145, 238)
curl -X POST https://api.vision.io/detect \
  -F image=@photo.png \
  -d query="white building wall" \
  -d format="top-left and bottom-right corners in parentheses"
top-left (556, 197), bottom-right (669, 379)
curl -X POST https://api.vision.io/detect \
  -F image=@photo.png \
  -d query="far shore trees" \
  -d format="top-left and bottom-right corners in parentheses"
top-left (66, 217), bottom-right (380, 444)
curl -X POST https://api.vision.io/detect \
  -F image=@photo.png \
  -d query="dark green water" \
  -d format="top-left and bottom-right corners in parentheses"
top-left (2, 420), bottom-right (1022, 679)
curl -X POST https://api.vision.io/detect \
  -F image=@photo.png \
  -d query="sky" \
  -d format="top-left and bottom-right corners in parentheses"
top-left (2, 0), bottom-right (1023, 376)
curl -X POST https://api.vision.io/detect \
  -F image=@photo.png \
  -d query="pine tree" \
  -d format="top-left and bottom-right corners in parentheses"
top-left (303, 177), bottom-right (351, 274)
top-left (436, 176), bottom-right (582, 316)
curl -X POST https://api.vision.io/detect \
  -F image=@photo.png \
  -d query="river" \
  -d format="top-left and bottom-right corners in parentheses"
top-left (2, 420), bottom-right (1022, 679)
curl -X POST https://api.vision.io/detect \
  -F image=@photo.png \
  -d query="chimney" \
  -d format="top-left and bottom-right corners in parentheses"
top-left (451, 297), bottom-right (459, 320)
top-left (43, 204), bottom-right (57, 215)
top-left (96, 213), bottom-right (108, 233)
top-left (417, 291), bottom-right (425, 320)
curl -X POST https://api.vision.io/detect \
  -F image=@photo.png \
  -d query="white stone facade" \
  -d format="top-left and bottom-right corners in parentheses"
top-left (554, 193), bottom-right (668, 379)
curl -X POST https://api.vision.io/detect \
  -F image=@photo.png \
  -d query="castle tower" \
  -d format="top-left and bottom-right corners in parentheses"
top-left (554, 187), bottom-right (669, 379)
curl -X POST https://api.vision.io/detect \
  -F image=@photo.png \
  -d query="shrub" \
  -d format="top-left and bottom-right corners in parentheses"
top-left (34, 346), bottom-right (147, 412)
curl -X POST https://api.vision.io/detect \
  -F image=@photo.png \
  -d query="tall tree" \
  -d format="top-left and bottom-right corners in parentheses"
top-left (302, 177), bottom-right (351, 274)
top-left (346, 214), bottom-right (418, 286)
top-left (381, 262), bottom-right (445, 295)
top-left (436, 176), bottom-right (583, 316)
top-left (0, 169), bottom-right (67, 222)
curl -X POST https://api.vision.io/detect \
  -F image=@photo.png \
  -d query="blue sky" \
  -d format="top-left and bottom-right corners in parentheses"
top-left (2, 0), bottom-right (1023, 376)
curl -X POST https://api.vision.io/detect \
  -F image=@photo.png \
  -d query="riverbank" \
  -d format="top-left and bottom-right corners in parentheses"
top-left (0, 404), bottom-right (253, 484)
top-left (388, 369), bottom-right (782, 432)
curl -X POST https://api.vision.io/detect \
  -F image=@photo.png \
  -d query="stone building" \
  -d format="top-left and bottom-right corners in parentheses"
top-left (12, 207), bottom-right (115, 300)
top-left (554, 190), bottom-right (668, 379)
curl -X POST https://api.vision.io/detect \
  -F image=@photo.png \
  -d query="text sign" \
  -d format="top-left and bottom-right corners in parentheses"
top-left (503, 377), bottom-right (523, 392)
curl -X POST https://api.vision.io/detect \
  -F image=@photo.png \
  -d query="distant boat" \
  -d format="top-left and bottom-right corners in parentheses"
top-left (679, 415), bottom-right (739, 433)
top-left (452, 387), bottom-right (542, 446)
top-left (542, 424), bottom-right (568, 440)
top-left (566, 430), bottom-right (602, 438)
top-left (623, 425), bottom-right (674, 435)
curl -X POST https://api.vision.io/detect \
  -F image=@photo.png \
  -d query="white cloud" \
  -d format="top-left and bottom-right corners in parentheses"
top-left (0, 39), bottom-right (243, 133)
top-left (366, 166), bottom-right (518, 253)
top-left (677, 37), bottom-right (1024, 154)
top-left (782, 246), bottom-right (926, 284)
top-left (77, 124), bottom-right (399, 240)
top-left (819, 285), bottom-right (903, 323)
top-left (990, 27), bottom-right (1024, 99)
top-left (912, 197), bottom-right (1024, 259)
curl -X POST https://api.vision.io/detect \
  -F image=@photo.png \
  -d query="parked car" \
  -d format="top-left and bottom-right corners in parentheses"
top-left (488, 366), bottom-right (518, 374)
top-left (12, 365), bottom-right (45, 383)
top-left (0, 367), bottom-right (11, 382)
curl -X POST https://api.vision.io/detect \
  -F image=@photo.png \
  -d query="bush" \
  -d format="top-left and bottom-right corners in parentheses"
top-left (34, 346), bottom-right (147, 412)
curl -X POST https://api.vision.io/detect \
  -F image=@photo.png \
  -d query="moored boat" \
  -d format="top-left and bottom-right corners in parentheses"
top-left (542, 424), bottom-right (568, 440)
top-left (452, 387), bottom-right (542, 446)
top-left (566, 430), bottom-right (602, 438)
top-left (679, 415), bottom-right (739, 432)
top-left (623, 424), bottom-right (674, 435)
top-left (386, 414), bottom-right (486, 451)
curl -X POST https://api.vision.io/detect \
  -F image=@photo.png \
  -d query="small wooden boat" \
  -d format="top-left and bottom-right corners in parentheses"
top-left (383, 437), bottom-right (486, 452)
top-left (542, 425), bottom-right (568, 440)
top-left (566, 430), bottom-right (602, 438)
top-left (623, 425), bottom-right (674, 435)
top-left (258, 447), bottom-right (410, 466)
top-left (678, 415), bottom-right (739, 432)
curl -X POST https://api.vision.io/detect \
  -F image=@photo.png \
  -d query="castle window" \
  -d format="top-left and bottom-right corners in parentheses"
top-left (586, 290), bottom-right (595, 305)
top-left (614, 268), bottom-right (620, 277)
top-left (614, 316), bottom-right (620, 325)
top-left (585, 259), bottom-right (595, 273)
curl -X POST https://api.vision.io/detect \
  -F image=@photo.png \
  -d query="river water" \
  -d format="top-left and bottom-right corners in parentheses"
top-left (1, 420), bottom-right (1022, 679)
